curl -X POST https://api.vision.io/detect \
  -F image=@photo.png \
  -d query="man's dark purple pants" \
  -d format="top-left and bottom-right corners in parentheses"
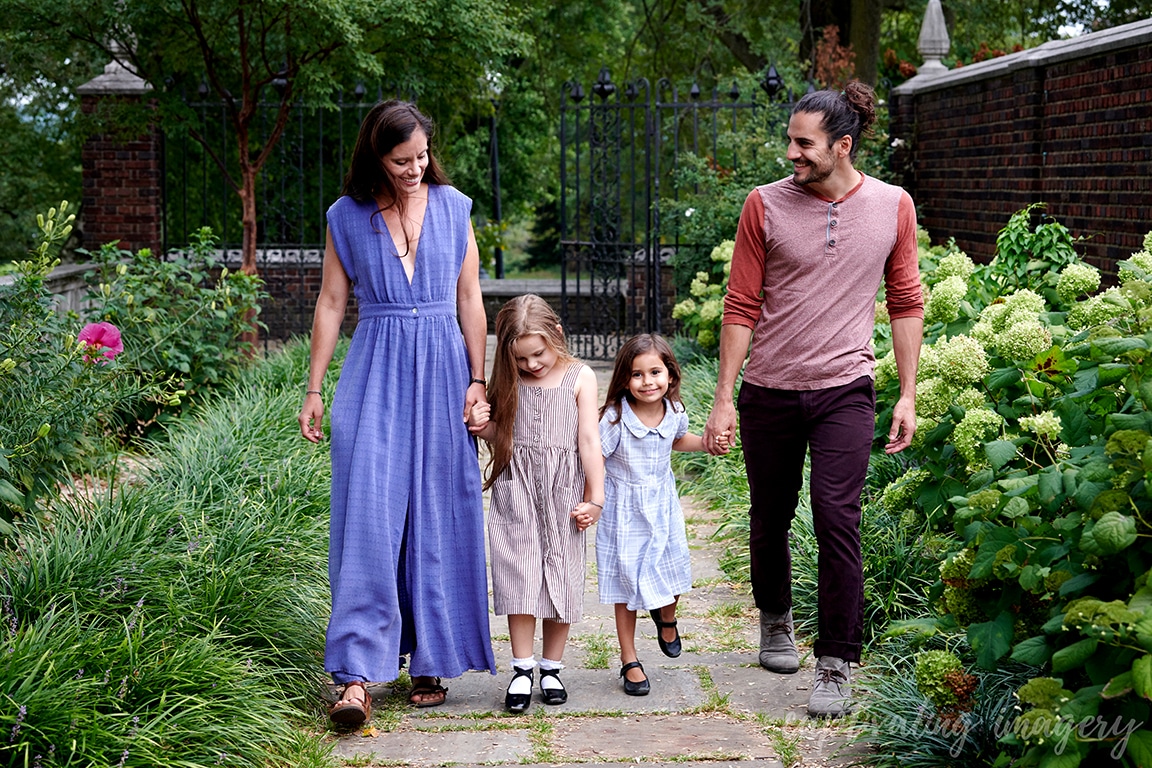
top-left (738, 375), bottom-right (875, 663)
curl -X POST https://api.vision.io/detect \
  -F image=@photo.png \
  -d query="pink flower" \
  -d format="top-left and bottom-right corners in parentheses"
top-left (78, 322), bottom-right (124, 363)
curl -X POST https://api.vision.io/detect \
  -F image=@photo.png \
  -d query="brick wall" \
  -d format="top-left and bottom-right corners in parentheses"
top-left (890, 19), bottom-right (1152, 271)
top-left (79, 94), bottom-right (164, 255)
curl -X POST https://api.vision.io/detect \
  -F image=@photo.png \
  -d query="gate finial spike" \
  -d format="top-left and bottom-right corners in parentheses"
top-left (593, 67), bottom-right (616, 101)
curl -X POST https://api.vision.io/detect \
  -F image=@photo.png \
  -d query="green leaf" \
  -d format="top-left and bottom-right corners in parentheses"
top-left (1002, 496), bottom-right (1032, 519)
top-left (1054, 401), bottom-right (1091, 445)
top-left (1092, 336), bottom-right (1148, 357)
top-left (1038, 466), bottom-right (1064, 509)
top-left (988, 367), bottom-right (1023, 391)
top-left (1091, 511), bottom-right (1138, 555)
top-left (969, 611), bottom-right (1015, 669)
top-left (1134, 654), bottom-right (1152, 700)
top-left (1130, 587), bottom-right (1152, 614)
top-left (1102, 670), bottom-right (1134, 699)
top-left (986, 440), bottom-right (1018, 470)
top-left (1012, 635), bottom-right (1052, 666)
top-left (1038, 750), bottom-right (1081, 768)
top-left (0, 478), bottom-right (24, 507)
top-left (1127, 731), bottom-right (1152, 767)
top-left (1097, 362), bottom-right (1130, 385)
top-left (1051, 638), bottom-right (1099, 673)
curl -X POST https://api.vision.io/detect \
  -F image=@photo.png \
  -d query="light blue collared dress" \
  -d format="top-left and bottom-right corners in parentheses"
top-left (323, 187), bottom-right (496, 684)
top-left (596, 399), bottom-right (693, 611)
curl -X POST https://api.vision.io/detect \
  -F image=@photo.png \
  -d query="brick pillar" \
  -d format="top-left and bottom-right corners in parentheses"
top-left (76, 56), bottom-right (162, 254)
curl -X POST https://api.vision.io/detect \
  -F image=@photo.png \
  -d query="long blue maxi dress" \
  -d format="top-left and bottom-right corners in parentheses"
top-left (324, 186), bottom-right (496, 684)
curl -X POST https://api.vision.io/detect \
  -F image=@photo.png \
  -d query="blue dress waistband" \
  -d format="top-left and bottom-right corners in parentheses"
top-left (357, 301), bottom-right (457, 319)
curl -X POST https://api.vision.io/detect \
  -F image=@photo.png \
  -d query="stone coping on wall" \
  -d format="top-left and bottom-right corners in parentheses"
top-left (893, 16), bottom-right (1152, 96)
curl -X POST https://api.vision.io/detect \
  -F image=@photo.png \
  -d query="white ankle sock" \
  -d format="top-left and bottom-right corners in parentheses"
top-left (508, 656), bottom-right (535, 696)
top-left (538, 658), bottom-right (564, 690)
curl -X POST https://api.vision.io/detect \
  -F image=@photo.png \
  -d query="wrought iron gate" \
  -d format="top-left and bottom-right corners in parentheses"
top-left (559, 67), bottom-right (794, 359)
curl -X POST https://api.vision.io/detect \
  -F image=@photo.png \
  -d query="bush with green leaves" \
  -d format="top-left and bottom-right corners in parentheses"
top-left (0, 338), bottom-right (335, 767)
top-left (81, 226), bottom-right (267, 430)
top-left (0, 203), bottom-right (166, 534)
top-left (873, 211), bottom-right (1152, 766)
top-left (671, 240), bottom-right (732, 350)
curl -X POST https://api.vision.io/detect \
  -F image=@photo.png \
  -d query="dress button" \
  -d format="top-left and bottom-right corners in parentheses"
top-left (411, 307), bottom-right (417, 314)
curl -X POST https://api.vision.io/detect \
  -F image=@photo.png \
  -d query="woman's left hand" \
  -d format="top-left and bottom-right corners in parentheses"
top-left (464, 380), bottom-right (487, 424)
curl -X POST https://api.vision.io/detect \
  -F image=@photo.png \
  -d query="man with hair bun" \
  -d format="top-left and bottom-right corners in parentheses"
top-left (703, 81), bottom-right (923, 718)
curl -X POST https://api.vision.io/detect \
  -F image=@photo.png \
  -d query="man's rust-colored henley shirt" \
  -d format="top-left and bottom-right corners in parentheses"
top-left (723, 173), bottom-right (923, 391)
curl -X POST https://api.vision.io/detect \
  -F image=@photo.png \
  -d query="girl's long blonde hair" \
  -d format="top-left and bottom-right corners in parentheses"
top-left (482, 294), bottom-right (578, 489)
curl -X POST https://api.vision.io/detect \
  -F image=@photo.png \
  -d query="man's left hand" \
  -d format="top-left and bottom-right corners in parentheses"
top-left (885, 395), bottom-right (916, 454)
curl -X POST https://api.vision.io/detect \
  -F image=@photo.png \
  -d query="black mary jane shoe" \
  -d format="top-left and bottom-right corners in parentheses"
top-left (620, 661), bottom-right (650, 696)
top-left (538, 667), bottom-right (568, 705)
top-left (651, 608), bottom-right (682, 658)
top-left (505, 666), bottom-right (534, 713)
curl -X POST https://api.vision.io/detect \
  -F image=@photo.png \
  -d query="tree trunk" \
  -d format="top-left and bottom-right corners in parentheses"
top-left (239, 171), bottom-right (258, 276)
top-left (848, 0), bottom-right (883, 85)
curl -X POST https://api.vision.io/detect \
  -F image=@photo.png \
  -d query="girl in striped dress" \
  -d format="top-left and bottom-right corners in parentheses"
top-left (597, 334), bottom-right (728, 695)
top-left (468, 294), bottom-right (605, 713)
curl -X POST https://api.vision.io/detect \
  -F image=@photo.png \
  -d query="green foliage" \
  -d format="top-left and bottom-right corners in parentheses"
top-left (671, 241), bottom-right (732, 351)
top-left (0, 203), bottom-right (165, 533)
top-left (0, 338), bottom-right (335, 766)
top-left (874, 209), bottom-right (1152, 764)
top-left (81, 227), bottom-right (267, 430)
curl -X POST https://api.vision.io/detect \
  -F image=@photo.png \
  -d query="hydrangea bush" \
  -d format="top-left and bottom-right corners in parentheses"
top-left (873, 210), bottom-right (1152, 766)
top-left (671, 239), bottom-right (733, 350)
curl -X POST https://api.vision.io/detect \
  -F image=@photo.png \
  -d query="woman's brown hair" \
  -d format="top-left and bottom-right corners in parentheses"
top-left (600, 333), bottom-right (683, 423)
top-left (342, 100), bottom-right (450, 256)
top-left (482, 295), bottom-right (578, 489)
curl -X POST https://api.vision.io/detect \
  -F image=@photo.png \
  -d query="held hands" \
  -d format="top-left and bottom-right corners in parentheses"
top-left (570, 501), bottom-right (601, 531)
top-left (703, 400), bottom-right (737, 456)
top-left (464, 381), bottom-right (489, 434)
top-left (466, 400), bottom-right (491, 433)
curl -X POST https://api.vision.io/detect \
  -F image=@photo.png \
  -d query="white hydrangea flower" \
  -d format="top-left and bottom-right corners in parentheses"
top-left (710, 240), bottom-right (735, 265)
top-left (1056, 263), bottom-right (1101, 303)
top-left (996, 319), bottom-right (1052, 362)
top-left (698, 298), bottom-right (723, 323)
top-left (672, 298), bottom-right (698, 319)
top-left (934, 334), bottom-right (990, 387)
top-left (916, 377), bottom-right (954, 420)
top-left (874, 349), bottom-right (897, 390)
top-left (1018, 411), bottom-right (1062, 440)
top-left (934, 252), bottom-right (975, 284)
top-left (925, 275), bottom-right (967, 325)
top-left (690, 272), bottom-right (712, 297)
top-left (1066, 288), bottom-right (1129, 330)
top-left (955, 388), bottom-right (985, 411)
top-left (953, 408), bottom-right (1005, 466)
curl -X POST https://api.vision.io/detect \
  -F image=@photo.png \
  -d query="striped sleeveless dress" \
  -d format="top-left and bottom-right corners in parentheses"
top-left (488, 363), bottom-right (587, 623)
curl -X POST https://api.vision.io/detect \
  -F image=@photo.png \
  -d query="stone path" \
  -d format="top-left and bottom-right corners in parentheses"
top-left (324, 344), bottom-right (868, 767)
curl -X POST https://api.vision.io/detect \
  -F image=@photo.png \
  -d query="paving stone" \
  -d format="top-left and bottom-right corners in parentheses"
top-left (331, 728), bottom-right (532, 765)
top-left (711, 654), bottom-right (813, 721)
top-left (552, 713), bottom-right (778, 761)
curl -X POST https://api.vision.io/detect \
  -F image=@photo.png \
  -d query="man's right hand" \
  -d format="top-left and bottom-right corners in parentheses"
top-left (704, 399), bottom-right (737, 455)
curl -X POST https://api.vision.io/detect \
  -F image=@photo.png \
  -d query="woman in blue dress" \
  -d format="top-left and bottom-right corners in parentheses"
top-left (299, 101), bottom-right (495, 725)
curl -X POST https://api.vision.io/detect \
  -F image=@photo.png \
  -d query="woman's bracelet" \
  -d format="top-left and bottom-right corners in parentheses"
top-left (469, 377), bottom-right (487, 386)
top-left (585, 500), bottom-right (603, 509)
top-left (305, 390), bottom-right (322, 396)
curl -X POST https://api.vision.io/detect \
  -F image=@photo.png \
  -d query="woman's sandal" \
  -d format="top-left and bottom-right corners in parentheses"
top-left (650, 607), bottom-right (682, 658)
top-left (329, 680), bottom-right (372, 726)
top-left (620, 661), bottom-right (650, 696)
top-left (409, 676), bottom-right (448, 708)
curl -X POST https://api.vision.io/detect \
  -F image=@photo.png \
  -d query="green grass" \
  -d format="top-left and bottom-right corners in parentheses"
top-left (0, 338), bottom-right (336, 766)
top-left (572, 632), bottom-right (616, 669)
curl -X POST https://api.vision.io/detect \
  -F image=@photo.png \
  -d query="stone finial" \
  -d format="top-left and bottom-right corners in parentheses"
top-left (917, 0), bottom-right (951, 77)
top-left (76, 38), bottom-right (152, 96)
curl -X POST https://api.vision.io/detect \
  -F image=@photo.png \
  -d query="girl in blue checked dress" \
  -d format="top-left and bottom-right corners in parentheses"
top-left (468, 294), bottom-right (605, 713)
top-left (597, 334), bottom-right (729, 695)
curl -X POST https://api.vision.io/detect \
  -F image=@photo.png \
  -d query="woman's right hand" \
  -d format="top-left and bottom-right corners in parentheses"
top-left (300, 392), bottom-right (325, 442)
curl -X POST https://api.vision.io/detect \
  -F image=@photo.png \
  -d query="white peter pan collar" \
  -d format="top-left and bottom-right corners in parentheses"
top-left (620, 398), bottom-right (677, 439)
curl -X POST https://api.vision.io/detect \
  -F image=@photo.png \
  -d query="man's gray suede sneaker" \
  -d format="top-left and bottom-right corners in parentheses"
top-left (758, 609), bottom-right (799, 673)
top-left (807, 656), bottom-right (851, 718)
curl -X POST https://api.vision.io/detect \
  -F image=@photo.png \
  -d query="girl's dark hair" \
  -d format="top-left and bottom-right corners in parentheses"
top-left (600, 333), bottom-right (683, 423)
top-left (791, 80), bottom-right (876, 161)
top-left (342, 100), bottom-right (451, 254)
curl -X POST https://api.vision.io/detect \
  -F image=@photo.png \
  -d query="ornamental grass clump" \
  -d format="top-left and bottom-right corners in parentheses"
top-left (872, 210), bottom-right (1152, 766)
top-left (0, 339), bottom-right (334, 767)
